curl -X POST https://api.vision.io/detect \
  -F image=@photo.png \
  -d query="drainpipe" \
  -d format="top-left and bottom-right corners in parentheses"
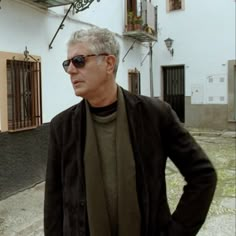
top-left (149, 42), bottom-right (154, 97)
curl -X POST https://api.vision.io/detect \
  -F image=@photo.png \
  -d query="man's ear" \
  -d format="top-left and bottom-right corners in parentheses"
top-left (106, 55), bottom-right (116, 74)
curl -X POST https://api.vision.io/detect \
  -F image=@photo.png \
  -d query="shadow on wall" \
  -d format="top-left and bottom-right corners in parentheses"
top-left (0, 124), bottom-right (49, 200)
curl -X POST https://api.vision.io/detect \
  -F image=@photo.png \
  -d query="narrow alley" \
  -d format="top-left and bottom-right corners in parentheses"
top-left (0, 130), bottom-right (235, 236)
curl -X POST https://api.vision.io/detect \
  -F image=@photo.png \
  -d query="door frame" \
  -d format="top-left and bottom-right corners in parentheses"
top-left (161, 64), bottom-right (185, 122)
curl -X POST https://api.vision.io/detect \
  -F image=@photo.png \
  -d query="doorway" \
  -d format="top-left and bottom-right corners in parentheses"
top-left (163, 65), bottom-right (185, 122)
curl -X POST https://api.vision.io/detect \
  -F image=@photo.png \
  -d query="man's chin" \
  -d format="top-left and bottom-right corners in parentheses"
top-left (74, 91), bottom-right (82, 97)
top-left (74, 89), bottom-right (86, 98)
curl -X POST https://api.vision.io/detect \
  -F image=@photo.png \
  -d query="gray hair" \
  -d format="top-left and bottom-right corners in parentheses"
top-left (67, 27), bottom-right (120, 75)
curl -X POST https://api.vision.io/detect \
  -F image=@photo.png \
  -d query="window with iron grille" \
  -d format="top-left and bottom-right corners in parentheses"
top-left (168, 0), bottom-right (184, 12)
top-left (128, 69), bottom-right (141, 95)
top-left (7, 59), bottom-right (42, 131)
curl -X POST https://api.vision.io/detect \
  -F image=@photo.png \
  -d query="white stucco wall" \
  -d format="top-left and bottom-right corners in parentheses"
top-left (0, 0), bottom-right (152, 125)
top-left (0, 0), bottom-right (234, 128)
top-left (154, 0), bottom-right (235, 103)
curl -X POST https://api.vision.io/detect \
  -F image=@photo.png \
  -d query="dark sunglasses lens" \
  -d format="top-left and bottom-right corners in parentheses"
top-left (72, 56), bottom-right (85, 68)
top-left (62, 60), bottom-right (70, 71)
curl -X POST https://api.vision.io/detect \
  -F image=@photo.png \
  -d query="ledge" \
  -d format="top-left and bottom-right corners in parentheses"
top-left (123, 30), bottom-right (157, 43)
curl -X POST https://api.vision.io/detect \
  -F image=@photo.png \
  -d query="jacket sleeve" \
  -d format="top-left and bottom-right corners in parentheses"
top-left (162, 104), bottom-right (217, 236)
top-left (44, 120), bottom-right (63, 236)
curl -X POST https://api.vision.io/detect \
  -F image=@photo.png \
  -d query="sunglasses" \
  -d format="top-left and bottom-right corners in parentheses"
top-left (62, 53), bottom-right (108, 72)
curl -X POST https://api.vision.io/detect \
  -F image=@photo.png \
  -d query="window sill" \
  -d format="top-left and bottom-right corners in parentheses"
top-left (8, 126), bottom-right (38, 133)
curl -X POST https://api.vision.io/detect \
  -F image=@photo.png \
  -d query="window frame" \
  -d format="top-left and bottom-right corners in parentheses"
top-left (128, 69), bottom-right (141, 95)
top-left (0, 51), bottom-right (42, 132)
top-left (166, 0), bottom-right (185, 12)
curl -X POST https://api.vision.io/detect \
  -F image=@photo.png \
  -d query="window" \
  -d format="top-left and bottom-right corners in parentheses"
top-left (125, 0), bottom-right (157, 40)
top-left (127, 0), bottom-right (139, 16)
top-left (128, 69), bottom-right (141, 95)
top-left (7, 59), bottom-right (42, 131)
top-left (126, 0), bottom-right (143, 27)
top-left (167, 0), bottom-right (184, 12)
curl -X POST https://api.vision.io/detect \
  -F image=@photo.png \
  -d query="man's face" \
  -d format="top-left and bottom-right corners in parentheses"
top-left (66, 42), bottom-right (109, 100)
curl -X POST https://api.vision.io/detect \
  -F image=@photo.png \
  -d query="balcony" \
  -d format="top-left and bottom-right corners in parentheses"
top-left (123, 2), bottom-right (157, 43)
top-left (123, 29), bottom-right (157, 43)
top-left (18, 0), bottom-right (74, 10)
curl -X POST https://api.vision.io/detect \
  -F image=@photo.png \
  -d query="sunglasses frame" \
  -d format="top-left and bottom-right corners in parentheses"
top-left (62, 53), bottom-right (108, 72)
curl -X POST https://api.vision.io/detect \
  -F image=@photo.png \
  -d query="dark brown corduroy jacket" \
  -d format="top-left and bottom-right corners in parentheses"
top-left (44, 88), bottom-right (217, 236)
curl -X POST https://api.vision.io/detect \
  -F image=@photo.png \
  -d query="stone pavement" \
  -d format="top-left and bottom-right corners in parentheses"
top-left (0, 130), bottom-right (235, 236)
top-left (0, 183), bottom-right (44, 236)
top-left (166, 130), bottom-right (236, 236)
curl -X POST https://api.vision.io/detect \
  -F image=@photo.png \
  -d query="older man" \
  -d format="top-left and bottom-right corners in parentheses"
top-left (44, 27), bottom-right (217, 236)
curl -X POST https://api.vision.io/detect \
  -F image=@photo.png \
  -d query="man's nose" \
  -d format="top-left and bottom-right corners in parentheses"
top-left (66, 61), bottom-right (77, 74)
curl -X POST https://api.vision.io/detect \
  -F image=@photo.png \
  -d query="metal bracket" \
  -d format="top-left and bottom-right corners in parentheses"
top-left (122, 40), bottom-right (137, 62)
top-left (24, 46), bottom-right (40, 62)
top-left (73, 0), bottom-right (100, 13)
top-left (140, 42), bottom-right (156, 66)
top-left (49, 3), bottom-right (74, 49)
top-left (140, 51), bottom-right (150, 66)
top-left (49, 0), bottom-right (101, 50)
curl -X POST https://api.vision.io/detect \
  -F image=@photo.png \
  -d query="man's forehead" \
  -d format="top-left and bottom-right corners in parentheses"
top-left (67, 42), bottom-right (91, 57)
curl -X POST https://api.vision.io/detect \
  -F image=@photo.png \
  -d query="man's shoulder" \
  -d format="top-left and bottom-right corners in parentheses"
top-left (121, 88), bottom-right (169, 111)
top-left (51, 100), bottom-right (84, 124)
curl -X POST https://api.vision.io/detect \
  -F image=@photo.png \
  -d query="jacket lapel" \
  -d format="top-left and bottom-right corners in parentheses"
top-left (122, 89), bottom-right (150, 236)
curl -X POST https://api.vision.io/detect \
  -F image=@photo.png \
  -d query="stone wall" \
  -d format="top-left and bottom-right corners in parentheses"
top-left (0, 124), bottom-right (49, 200)
top-left (185, 97), bottom-right (236, 131)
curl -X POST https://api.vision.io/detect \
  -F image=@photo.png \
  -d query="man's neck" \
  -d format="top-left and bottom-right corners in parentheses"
top-left (88, 83), bottom-right (118, 108)
top-left (89, 100), bottom-right (118, 116)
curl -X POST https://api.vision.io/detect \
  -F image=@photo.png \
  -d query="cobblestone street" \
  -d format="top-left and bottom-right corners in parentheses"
top-left (166, 133), bottom-right (236, 236)
top-left (0, 131), bottom-right (235, 235)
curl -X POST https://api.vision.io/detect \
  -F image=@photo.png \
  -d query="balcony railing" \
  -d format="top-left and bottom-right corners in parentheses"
top-left (123, 2), bottom-right (158, 43)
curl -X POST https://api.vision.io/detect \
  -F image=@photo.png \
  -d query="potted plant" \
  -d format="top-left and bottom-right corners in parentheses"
top-left (127, 11), bottom-right (134, 31)
top-left (133, 16), bottom-right (143, 31)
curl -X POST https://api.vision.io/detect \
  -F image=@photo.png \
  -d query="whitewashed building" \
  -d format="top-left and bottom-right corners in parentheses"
top-left (154, 0), bottom-right (235, 130)
top-left (0, 0), bottom-right (235, 198)
top-left (0, 0), bottom-right (235, 133)
top-left (0, 0), bottom-right (157, 198)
